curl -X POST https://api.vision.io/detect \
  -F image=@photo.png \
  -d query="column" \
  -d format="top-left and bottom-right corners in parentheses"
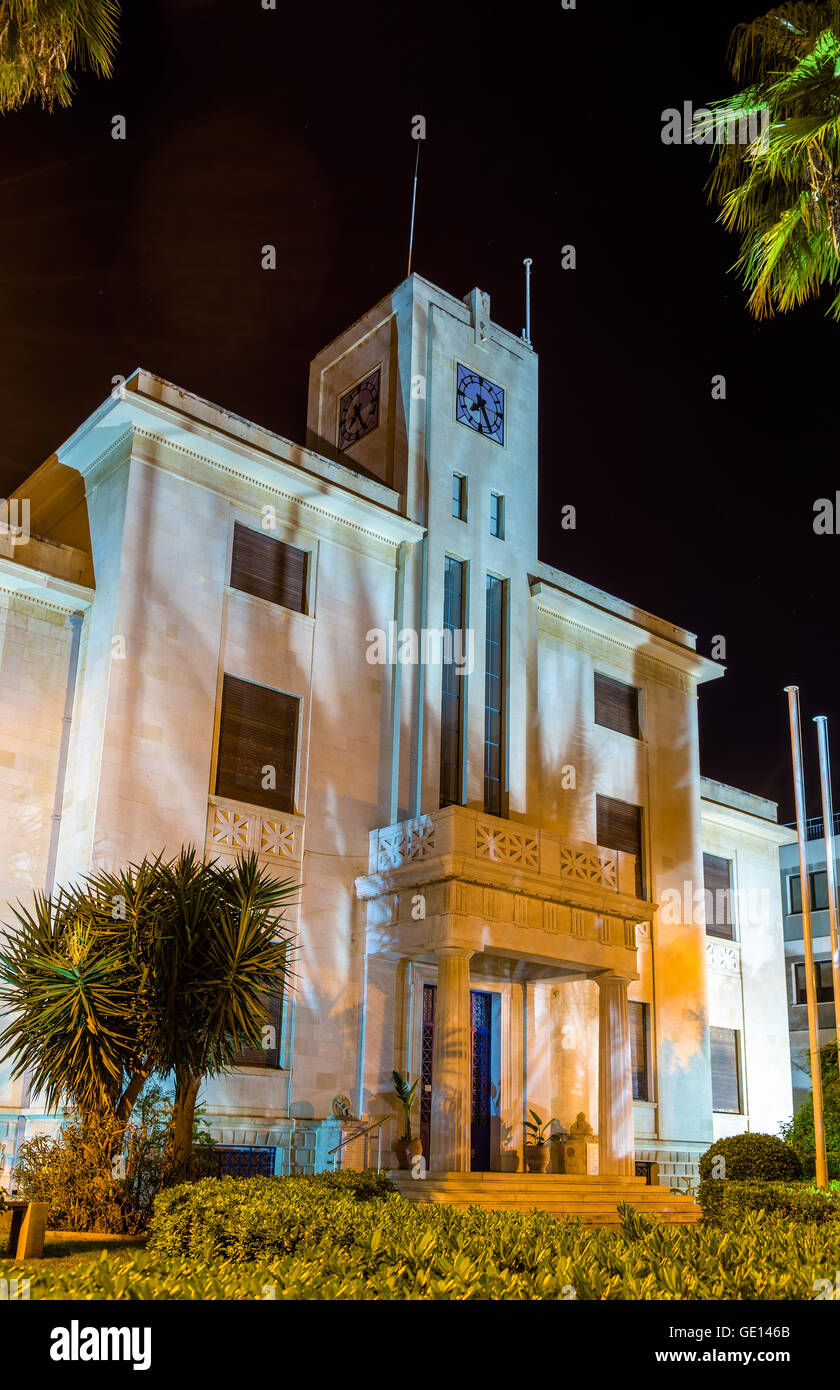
top-left (430, 947), bottom-right (473, 1171)
top-left (597, 971), bottom-right (635, 1176)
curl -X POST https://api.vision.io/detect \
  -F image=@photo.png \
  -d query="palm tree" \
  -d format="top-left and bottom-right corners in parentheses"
top-left (0, 849), bottom-right (296, 1176)
top-left (700, 1), bottom-right (840, 318)
top-left (0, 1), bottom-right (120, 113)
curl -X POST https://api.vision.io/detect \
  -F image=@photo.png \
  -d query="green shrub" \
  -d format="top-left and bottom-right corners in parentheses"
top-left (698, 1178), bottom-right (840, 1226)
top-left (13, 1082), bottom-right (216, 1233)
top-left (699, 1132), bottom-right (802, 1183)
top-left (780, 1041), bottom-right (840, 1178)
top-left (147, 1171), bottom-right (396, 1262)
top-left (14, 1110), bottom-right (166, 1235)
top-left (9, 1198), bottom-right (840, 1299)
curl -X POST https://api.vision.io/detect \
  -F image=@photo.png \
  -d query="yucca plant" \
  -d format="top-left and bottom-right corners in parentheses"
top-left (0, 848), bottom-right (296, 1178)
top-left (0, 1), bottom-right (121, 113)
top-left (392, 1070), bottom-right (419, 1140)
top-left (698, 1), bottom-right (840, 317)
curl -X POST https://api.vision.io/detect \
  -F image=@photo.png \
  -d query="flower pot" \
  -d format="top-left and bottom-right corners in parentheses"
top-left (525, 1143), bottom-right (550, 1173)
top-left (393, 1136), bottom-right (423, 1171)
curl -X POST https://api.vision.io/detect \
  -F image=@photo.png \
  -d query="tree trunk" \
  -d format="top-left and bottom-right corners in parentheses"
top-left (115, 1068), bottom-right (149, 1124)
top-left (171, 1069), bottom-right (201, 1180)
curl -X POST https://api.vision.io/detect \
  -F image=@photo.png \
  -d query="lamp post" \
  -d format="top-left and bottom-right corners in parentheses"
top-left (785, 686), bottom-right (827, 1187)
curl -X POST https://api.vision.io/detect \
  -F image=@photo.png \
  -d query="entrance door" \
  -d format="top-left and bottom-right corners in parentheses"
top-left (419, 984), bottom-right (493, 1170)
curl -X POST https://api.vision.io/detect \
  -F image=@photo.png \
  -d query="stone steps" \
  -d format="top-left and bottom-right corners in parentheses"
top-left (387, 1171), bottom-right (702, 1225)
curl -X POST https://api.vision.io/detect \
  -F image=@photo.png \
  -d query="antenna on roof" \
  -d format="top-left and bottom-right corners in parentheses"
top-left (407, 140), bottom-right (421, 278)
top-left (522, 258), bottom-right (533, 346)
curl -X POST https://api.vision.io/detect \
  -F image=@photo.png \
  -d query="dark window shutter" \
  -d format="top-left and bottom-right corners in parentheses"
top-left (594, 672), bottom-right (640, 739)
top-left (215, 673), bottom-right (299, 813)
top-left (630, 1001), bottom-right (650, 1101)
top-left (710, 1026), bottom-right (741, 1113)
top-left (703, 853), bottom-right (733, 939)
top-left (795, 960), bottom-right (835, 1004)
top-left (234, 989), bottom-right (284, 1068)
top-left (230, 522), bottom-right (308, 613)
top-left (596, 794), bottom-right (644, 898)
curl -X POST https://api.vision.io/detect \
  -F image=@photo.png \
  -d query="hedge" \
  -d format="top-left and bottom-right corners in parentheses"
top-left (5, 1201), bottom-right (840, 1299)
top-left (698, 1178), bottom-right (840, 1225)
top-left (699, 1133), bottom-right (802, 1183)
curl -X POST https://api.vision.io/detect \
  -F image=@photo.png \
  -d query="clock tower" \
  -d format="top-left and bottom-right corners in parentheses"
top-left (306, 273), bottom-right (539, 822)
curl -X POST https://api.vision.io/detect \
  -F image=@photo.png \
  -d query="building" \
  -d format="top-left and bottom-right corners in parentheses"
top-left (0, 273), bottom-right (794, 1191)
top-left (779, 818), bottom-right (840, 1110)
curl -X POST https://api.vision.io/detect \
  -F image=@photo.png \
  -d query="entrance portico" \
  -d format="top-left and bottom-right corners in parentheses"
top-left (355, 805), bottom-right (651, 1175)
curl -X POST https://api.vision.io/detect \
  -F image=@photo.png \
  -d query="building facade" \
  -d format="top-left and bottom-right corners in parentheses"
top-left (779, 820), bottom-right (840, 1110)
top-left (0, 274), bottom-right (793, 1189)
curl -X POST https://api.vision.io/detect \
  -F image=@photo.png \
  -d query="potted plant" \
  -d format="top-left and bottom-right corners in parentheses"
top-left (523, 1109), bottom-right (556, 1173)
top-left (392, 1070), bottom-right (423, 1170)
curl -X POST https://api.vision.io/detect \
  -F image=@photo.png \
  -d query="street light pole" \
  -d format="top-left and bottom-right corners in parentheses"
top-left (813, 715), bottom-right (840, 1044)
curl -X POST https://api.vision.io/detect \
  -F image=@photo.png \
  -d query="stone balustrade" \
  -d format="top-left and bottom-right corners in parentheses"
top-left (369, 804), bottom-right (638, 899)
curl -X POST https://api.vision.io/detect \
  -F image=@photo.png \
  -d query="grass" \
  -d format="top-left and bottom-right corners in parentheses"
top-left (2, 1230), bottom-right (146, 1274)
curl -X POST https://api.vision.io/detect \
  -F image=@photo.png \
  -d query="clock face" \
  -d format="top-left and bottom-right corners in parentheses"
top-left (456, 364), bottom-right (505, 445)
top-left (337, 367), bottom-right (380, 451)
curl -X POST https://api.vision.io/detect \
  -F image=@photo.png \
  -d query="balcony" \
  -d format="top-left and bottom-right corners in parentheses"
top-left (205, 794), bottom-right (304, 870)
top-left (355, 805), bottom-right (652, 975)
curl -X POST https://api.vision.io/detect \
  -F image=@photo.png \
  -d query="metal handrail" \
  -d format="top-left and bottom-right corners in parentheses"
top-left (784, 812), bottom-right (840, 841)
top-left (328, 1115), bottom-right (389, 1172)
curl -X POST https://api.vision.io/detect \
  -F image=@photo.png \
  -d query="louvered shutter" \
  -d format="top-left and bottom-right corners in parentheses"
top-left (629, 1001), bottom-right (650, 1100)
top-left (710, 1026), bottom-right (741, 1113)
top-left (234, 989), bottom-right (284, 1069)
top-left (596, 794), bottom-right (644, 898)
top-left (215, 674), bottom-right (298, 813)
top-left (230, 522), bottom-right (308, 613)
top-left (594, 672), bottom-right (640, 739)
top-left (703, 853), bottom-right (733, 939)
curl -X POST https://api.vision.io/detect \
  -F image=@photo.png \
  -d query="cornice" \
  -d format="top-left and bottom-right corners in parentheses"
top-left (531, 580), bottom-right (724, 688)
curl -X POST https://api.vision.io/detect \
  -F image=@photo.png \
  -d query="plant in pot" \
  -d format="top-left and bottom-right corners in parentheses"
top-left (524, 1109), bottom-right (556, 1173)
top-left (392, 1070), bottom-right (422, 1171)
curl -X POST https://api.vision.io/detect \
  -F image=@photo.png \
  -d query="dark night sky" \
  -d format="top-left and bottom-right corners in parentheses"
top-left (1, 0), bottom-right (837, 821)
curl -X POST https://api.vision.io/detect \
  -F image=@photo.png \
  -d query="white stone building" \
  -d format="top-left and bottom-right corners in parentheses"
top-left (0, 273), bottom-right (793, 1191)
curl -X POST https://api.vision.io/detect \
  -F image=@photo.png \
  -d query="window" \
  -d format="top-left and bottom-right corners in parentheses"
top-left (215, 673), bottom-right (299, 813)
top-left (484, 575), bottom-right (506, 816)
top-left (440, 558), bottom-right (466, 807)
top-left (490, 492), bottom-right (504, 539)
top-left (596, 794), bottom-right (645, 898)
top-left (794, 960), bottom-right (835, 1005)
top-left (594, 672), bottom-right (640, 739)
top-left (230, 522), bottom-right (308, 614)
top-left (233, 988), bottom-right (284, 1068)
top-left (452, 473), bottom-right (467, 521)
top-left (789, 870), bottom-right (830, 913)
top-left (630, 1001), bottom-right (651, 1101)
top-left (710, 1027), bottom-right (742, 1113)
top-left (703, 853), bottom-right (733, 940)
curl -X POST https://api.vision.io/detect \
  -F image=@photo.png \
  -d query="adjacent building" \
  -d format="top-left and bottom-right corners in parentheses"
top-left (0, 273), bottom-right (794, 1191)
top-left (779, 819), bottom-right (840, 1109)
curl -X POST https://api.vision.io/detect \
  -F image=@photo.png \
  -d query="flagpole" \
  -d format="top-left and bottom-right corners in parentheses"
top-left (407, 142), bottom-right (420, 278)
top-left (785, 686), bottom-right (828, 1186)
top-left (813, 715), bottom-right (840, 1043)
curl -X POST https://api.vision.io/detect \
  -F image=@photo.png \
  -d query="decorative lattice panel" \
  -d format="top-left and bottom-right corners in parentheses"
top-left (210, 805), bottom-right (250, 850)
top-left (260, 819), bottom-right (298, 859)
top-left (557, 845), bottom-right (617, 888)
top-left (475, 823), bottom-right (539, 868)
top-left (376, 816), bottom-right (435, 871)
